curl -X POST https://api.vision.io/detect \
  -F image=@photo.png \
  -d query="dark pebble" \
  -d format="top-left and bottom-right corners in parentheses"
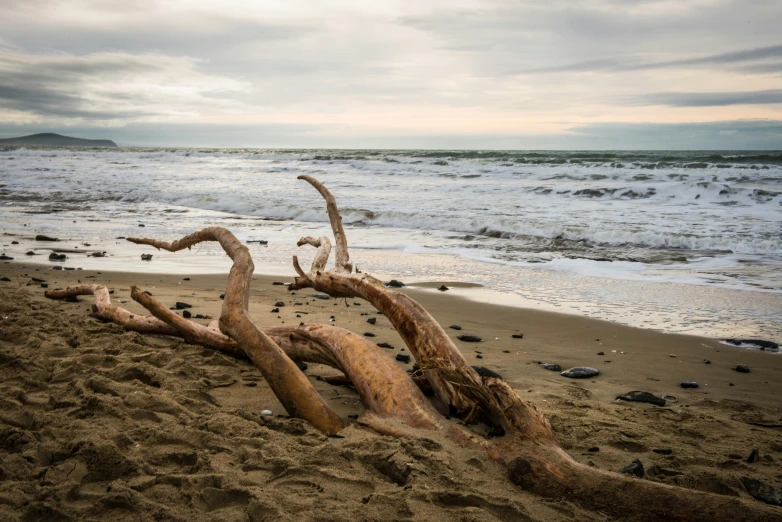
top-left (680, 381), bottom-right (699, 389)
top-left (247, 240), bottom-right (268, 245)
top-left (0, 254), bottom-right (13, 260)
top-left (183, 277), bottom-right (190, 281)
top-left (26, 251), bottom-right (37, 255)
top-left (511, 334), bottom-right (524, 339)
top-left (274, 301), bottom-right (285, 307)
top-left (48, 253), bottom-right (67, 260)
top-left (138, 224), bottom-right (145, 227)
top-left (219, 294), bottom-right (225, 300)
top-left (476, 354), bottom-right (483, 359)
top-left (272, 282), bottom-right (285, 285)
top-left (561, 367), bottom-right (599, 378)
top-left (620, 459), bottom-right (645, 478)
top-left (746, 449), bottom-right (760, 463)
top-left (729, 383), bottom-right (734, 386)
top-left (597, 351), bottom-right (605, 355)
top-left (449, 325), bottom-right (462, 330)
top-left (175, 302), bottom-right (192, 309)
top-left (35, 235), bottom-right (59, 241)
top-left (502, 350), bottom-right (510, 353)
top-left (587, 447), bottom-right (600, 453)
top-left (140, 254), bottom-right (153, 261)
top-left (0, 277), bottom-right (10, 282)
top-left (347, 414), bottom-right (359, 419)
top-left (541, 363), bottom-right (562, 372)
top-left (367, 317), bottom-right (376, 325)
top-left (52, 266), bottom-right (63, 270)
top-left (195, 314), bottom-right (206, 319)
top-left (244, 382), bottom-right (257, 387)
top-left (741, 478), bottom-right (782, 506)
top-left (313, 294), bottom-right (330, 300)
top-left (653, 449), bottom-right (673, 455)
top-left (385, 280), bottom-right (405, 288)
top-left (472, 366), bottom-right (503, 379)
top-left (724, 338), bottom-right (778, 350)
top-left (364, 332), bottom-right (375, 337)
top-left (89, 252), bottom-right (106, 257)
top-left (182, 310), bottom-right (192, 318)
top-left (457, 335), bottom-right (481, 342)
top-left (704, 359), bottom-right (711, 364)
top-left (396, 354), bottom-right (411, 363)
top-left (735, 365), bottom-right (750, 373)
top-left (377, 342), bottom-right (393, 349)
top-left (616, 391), bottom-right (667, 407)
top-left (271, 308), bottom-right (279, 313)
top-left (437, 285), bottom-right (449, 291)
top-left (11, 241), bottom-right (18, 244)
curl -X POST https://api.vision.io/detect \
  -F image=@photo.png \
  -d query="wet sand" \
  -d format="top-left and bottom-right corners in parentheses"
top-left (1, 261), bottom-right (781, 521)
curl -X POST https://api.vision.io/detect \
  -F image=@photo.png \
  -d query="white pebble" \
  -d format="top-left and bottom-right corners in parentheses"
top-left (261, 409), bottom-right (273, 416)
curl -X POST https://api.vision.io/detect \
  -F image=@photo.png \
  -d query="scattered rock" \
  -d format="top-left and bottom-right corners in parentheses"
top-left (140, 254), bottom-right (153, 261)
top-left (364, 332), bottom-right (375, 337)
top-left (473, 366), bottom-right (503, 379)
top-left (476, 354), bottom-right (483, 359)
top-left (312, 294), bottom-right (330, 300)
top-left (175, 302), bottom-right (192, 309)
top-left (0, 254), bottom-right (13, 260)
top-left (182, 310), bottom-right (192, 318)
top-left (617, 391), bottom-right (666, 407)
top-left (11, 241), bottom-right (18, 244)
top-left (620, 459), bottom-right (644, 478)
top-left (724, 338), bottom-right (778, 350)
top-left (741, 478), bottom-right (782, 506)
top-left (704, 359), bottom-right (711, 364)
top-left (746, 449), bottom-right (760, 463)
top-left (377, 343), bottom-right (394, 349)
top-left (247, 240), bottom-right (268, 245)
top-left (25, 251), bottom-right (37, 255)
top-left (511, 334), bottom-right (524, 339)
top-left (219, 294), bottom-right (225, 300)
top-left (272, 281), bottom-right (285, 285)
top-left (271, 308), bottom-right (279, 313)
top-left (0, 276), bottom-right (10, 282)
top-left (385, 279), bottom-right (405, 288)
top-left (457, 335), bottom-right (481, 342)
top-left (653, 449), bottom-right (673, 455)
top-left (89, 251), bottom-right (106, 257)
top-left (680, 381), bottom-right (699, 389)
top-left (561, 367), bottom-right (599, 379)
top-left (437, 285), bottom-right (449, 291)
top-left (367, 317), bottom-right (376, 325)
top-left (35, 235), bottom-right (59, 241)
top-left (540, 363), bottom-right (562, 372)
top-left (449, 325), bottom-right (462, 330)
top-left (48, 253), bottom-right (67, 260)
top-left (183, 277), bottom-right (190, 281)
top-left (138, 224), bottom-right (145, 227)
top-left (735, 365), bottom-right (750, 373)
top-left (261, 409), bottom-right (273, 416)
top-left (597, 351), bottom-right (605, 355)
top-left (587, 447), bottom-right (600, 453)
top-left (396, 354), bottom-right (411, 363)
top-left (274, 301), bottom-right (285, 307)
top-left (52, 265), bottom-right (63, 270)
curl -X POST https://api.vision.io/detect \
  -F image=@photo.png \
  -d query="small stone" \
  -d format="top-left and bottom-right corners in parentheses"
top-left (587, 447), bottom-right (600, 453)
top-left (735, 365), bottom-right (750, 373)
top-left (138, 224), bottom-right (145, 227)
top-left (244, 382), bottom-right (257, 387)
top-left (183, 277), bottom-right (190, 281)
top-left (449, 325), bottom-right (462, 330)
top-left (35, 235), bottom-right (59, 241)
top-left (26, 251), bottom-right (37, 255)
top-left (270, 308), bottom-right (279, 313)
top-left (616, 391), bottom-right (666, 407)
top-left (704, 359), bottom-right (711, 364)
top-left (620, 459), bottom-right (644, 478)
top-left (194, 314), bottom-right (206, 319)
top-left (219, 294), bottom-right (225, 300)
top-left (182, 310), bottom-right (192, 318)
top-left (653, 449), bottom-right (673, 455)
top-left (367, 317), bottom-right (376, 325)
top-left (396, 354), bottom-right (411, 363)
top-left (48, 253), bottom-right (67, 260)
top-left (377, 342), bottom-right (393, 349)
top-left (272, 281), bottom-right (285, 285)
top-left (140, 253), bottom-right (153, 261)
top-left (561, 367), bottom-right (599, 379)
top-left (274, 301), bottom-right (285, 307)
top-left (741, 478), bottom-right (782, 506)
top-left (11, 241), bottom-right (18, 244)
top-left (511, 334), bottom-right (524, 339)
top-left (540, 363), bottom-right (562, 372)
top-left (437, 285), bottom-right (449, 291)
top-left (0, 254), bottom-right (13, 260)
top-left (457, 335), bottom-right (481, 343)
top-left (261, 410), bottom-right (273, 416)
top-left (364, 332), bottom-right (375, 337)
top-left (597, 351), bottom-right (605, 355)
top-left (313, 294), bottom-right (331, 300)
top-left (476, 354), bottom-right (483, 359)
top-left (746, 449), bottom-right (760, 463)
top-left (680, 381), bottom-right (699, 389)
top-left (385, 280), bottom-right (405, 288)
top-left (175, 302), bottom-right (192, 309)
top-left (502, 350), bottom-right (510, 353)
top-left (729, 383), bottom-right (734, 386)
top-left (0, 276), bottom-right (10, 282)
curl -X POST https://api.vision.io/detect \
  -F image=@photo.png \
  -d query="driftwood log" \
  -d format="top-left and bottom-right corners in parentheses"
top-left (45, 177), bottom-right (781, 521)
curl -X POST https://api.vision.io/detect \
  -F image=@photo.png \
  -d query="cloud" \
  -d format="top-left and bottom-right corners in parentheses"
top-left (620, 89), bottom-right (782, 107)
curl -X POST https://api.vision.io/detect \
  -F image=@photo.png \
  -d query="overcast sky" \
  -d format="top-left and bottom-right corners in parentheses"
top-left (1, 0), bottom-right (781, 149)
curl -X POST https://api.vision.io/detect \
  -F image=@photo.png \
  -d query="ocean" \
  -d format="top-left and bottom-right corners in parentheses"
top-left (1, 147), bottom-right (780, 341)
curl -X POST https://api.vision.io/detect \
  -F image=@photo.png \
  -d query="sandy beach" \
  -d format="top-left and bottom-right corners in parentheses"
top-left (1, 258), bottom-right (780, 521)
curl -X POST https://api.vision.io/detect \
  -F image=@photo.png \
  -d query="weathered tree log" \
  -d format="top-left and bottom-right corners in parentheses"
top-left (126, 228), bottom-right (346, 435)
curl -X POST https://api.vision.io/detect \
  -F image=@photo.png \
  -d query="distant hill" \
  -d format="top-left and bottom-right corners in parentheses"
top-left (0, 133), bottom-right (117, 147)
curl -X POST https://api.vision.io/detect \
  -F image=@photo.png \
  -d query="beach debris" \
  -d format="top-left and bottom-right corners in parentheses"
top-left (396, 354), bottom-right (411, 363)
top-left (312, 294), bottom-right (330, 300)
top-left (741, 478), bottom-right (782, 506)
top-left (175, 301), bottom-right (192, 309)
top-left (735, 365), bottom-right (750, 373)
top-left (616, 391), bottom-right (666, 407)
top-left (620, 459), bottom-right (645, 478)
top-left (385, 279), bottom-right (405, 288)
top-left (680, 381), bottom-right (699, 389)
top-left (35, 234), bottom-right (59, 241)
top-left (437, 284), bottom-right (449, 291)
top-left (457, 334), bottom-right (481, 342)
top-left (247, 240), bottom-right (268, 244)
top-left (0, 254), bottom-right (13, 260)
top-left (472, 366), bottom-right (503, 379)
top-left (746, 449), bottom-right (760, 463)
top-left (449, 325), bottom-right (462, 330)
top-left (540, 363), bottom-right (562, 372)
top-left (52, 265), bottom-right (63, 270)
top-left (48, 252), bottom-right (67, 260)
top-left (377, 342), bottom-right (394, 349)
top-left (724, 338), bottom-right (778, 350)
top-left (182, 310), bottom-right (192, 318)
top-left (140, 253), bottom-right (153, 261)
top-left (274, 301), bottom-right (285, 307)
top-left (512, 334), bottom-right (524, 339)
top-left (367, 317), bottom-right (376, 325)
top-left (561, 367), bottom-right (600, 378)
top-left (261, 409), bottom-right (273, 416)
top-left (653, 449), bottom-right (673, 455)
top-left (89, 251), bottom-right (106, 257)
